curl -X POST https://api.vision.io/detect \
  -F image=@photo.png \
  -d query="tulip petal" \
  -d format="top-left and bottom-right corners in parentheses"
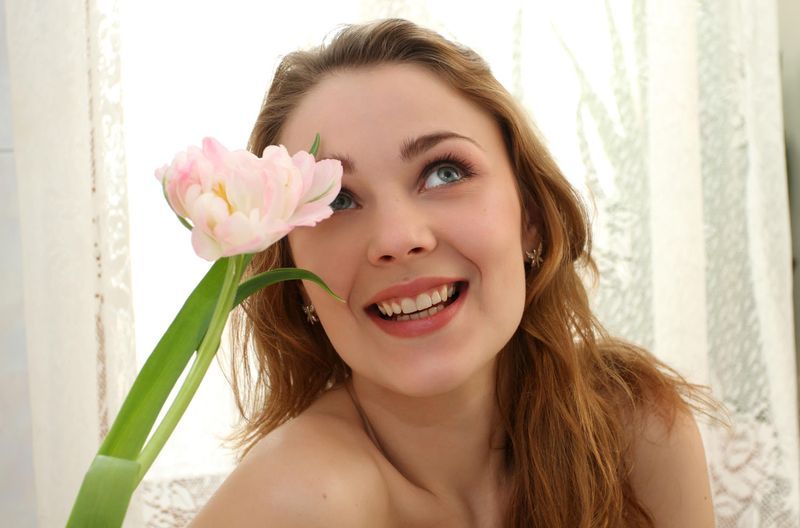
top-left (191, 227), bottom-right (222, 262)
top-left (289, 203), bottom-right (334, 227)
top-left (201, 137), bottom-right (229, 167)
top-left (304, 158), bottom-right (343, 204)
top-left (158, 137), bottom-right (343, 260)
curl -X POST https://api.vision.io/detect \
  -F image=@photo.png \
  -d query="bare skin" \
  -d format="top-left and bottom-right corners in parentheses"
top-left (190, 381), bottom-right (714, 527)
top-left (192, 380), bottom-right (508, 528)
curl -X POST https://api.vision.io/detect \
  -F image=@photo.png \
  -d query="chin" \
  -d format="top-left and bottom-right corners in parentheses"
top-left (372, 355), bottom-right (498, 399)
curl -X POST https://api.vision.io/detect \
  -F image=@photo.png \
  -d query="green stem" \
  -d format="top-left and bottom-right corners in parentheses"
top-left (134, 254), bottom-right (245, 484)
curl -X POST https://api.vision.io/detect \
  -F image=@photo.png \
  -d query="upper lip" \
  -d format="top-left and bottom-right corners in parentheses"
top-left (364, 276), bottom-right (464, 308)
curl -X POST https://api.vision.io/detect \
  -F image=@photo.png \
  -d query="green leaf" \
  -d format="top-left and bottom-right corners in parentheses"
top-left (97, 258), bottom-right (334, 463)
top-left (234, 267), bottom-right (343, 306)
top-left (67, 455), bottom-right (140, 528)
top-left (77, 256), bottom-right (340, 526)
top-left (98, 258), bottom-right (230, 460)
top-left (309, 133), bottom-right (320, 157)
top-left (135, 254), bottom-right (246, 484)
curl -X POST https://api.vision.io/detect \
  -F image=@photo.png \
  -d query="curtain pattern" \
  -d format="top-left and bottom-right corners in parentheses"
top-left (696, 1), bottom-right (798, 524)
top-left (6, 0), bottom-right (138, 524)
top-left (562, 0), bottom-right (656, 349)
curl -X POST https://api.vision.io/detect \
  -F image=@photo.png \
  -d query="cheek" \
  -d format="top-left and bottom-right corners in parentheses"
top-left (288, 225), bottom-right (358, 318)
top-left (458, 186), bottom-right (527, 320)
top-left (457, 186), bottom-right (524, 269)
top-left (287, 228), bottom-right (314, 277)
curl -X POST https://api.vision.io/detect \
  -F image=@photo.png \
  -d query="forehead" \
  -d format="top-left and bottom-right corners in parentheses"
top-left (278, 63), bottom-right (503, 160)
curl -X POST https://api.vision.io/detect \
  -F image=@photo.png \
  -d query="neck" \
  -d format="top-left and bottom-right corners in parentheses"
top-left (346, 363), bottom-right (509, 515)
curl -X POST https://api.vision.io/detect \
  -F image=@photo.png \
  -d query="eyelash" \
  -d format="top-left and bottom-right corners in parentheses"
top-left (331, 152), bottom-right (477, 211)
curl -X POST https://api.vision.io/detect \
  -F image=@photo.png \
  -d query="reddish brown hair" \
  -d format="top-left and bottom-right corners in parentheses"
top-left (229, 18), bottom-right (712, 527)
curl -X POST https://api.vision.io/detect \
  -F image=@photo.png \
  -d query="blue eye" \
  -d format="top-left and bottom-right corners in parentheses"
top-left (423, 165), bottom-right (464, 189)
top-left (330, 191), bottom-right (356, 211)
top-left (421, 153), bottom-right (476, 190)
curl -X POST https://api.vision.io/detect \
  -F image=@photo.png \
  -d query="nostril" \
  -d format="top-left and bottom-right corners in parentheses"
top-left (369, 239), bottom-right (434, 264)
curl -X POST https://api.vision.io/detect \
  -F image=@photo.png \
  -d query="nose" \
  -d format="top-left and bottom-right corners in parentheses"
top-left (366, 196), bottom-right (437, 265)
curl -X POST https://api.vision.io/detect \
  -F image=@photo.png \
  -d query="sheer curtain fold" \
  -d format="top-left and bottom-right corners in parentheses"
top-left (6, 0), bottom-right (138, 525)
top-left (694, 0), bottom-right (799, 524)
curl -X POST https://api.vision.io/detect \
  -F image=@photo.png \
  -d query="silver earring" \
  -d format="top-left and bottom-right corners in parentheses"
top-left (525, 242), bottom-right (543, 268)
top-left (302, 304), bottom-right (318, 325)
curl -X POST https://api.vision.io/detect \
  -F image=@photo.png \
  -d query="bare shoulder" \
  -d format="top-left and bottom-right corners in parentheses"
top-left (628, 405), bottom-right (715, 527)
top-left (189, 401), bottom-right (389, 527)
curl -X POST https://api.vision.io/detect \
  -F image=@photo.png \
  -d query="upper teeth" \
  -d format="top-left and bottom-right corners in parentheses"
top-left (377, 283), bottom-right (456, 316)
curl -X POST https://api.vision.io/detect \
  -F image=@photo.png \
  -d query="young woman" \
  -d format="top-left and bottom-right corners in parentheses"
top-left (191, 18), bottom-right (716, 527)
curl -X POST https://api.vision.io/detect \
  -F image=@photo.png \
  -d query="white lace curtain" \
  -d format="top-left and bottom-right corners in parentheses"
top-left (6, 0), bottom-right (798, 526)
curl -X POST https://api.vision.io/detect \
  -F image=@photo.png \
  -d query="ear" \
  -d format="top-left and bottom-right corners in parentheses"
top-left (522, 222), bottom-right (541, 258)
top-left (521, 204), bottom-right (543, 255)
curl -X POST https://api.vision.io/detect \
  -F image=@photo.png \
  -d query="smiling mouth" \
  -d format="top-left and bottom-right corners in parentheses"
top-left (369, 281), bottom-right (466, 322)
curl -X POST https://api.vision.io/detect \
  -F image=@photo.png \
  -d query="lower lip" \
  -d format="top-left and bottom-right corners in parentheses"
top-left (367, 284), bottom-right (468, 338)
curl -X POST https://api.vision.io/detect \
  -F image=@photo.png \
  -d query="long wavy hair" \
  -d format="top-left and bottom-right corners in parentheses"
top-left (229, 18), bottom-right (713, 527)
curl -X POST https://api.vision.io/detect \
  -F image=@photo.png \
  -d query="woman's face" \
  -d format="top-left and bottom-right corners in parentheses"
top-left (281, 64), bottom-right (533, 397)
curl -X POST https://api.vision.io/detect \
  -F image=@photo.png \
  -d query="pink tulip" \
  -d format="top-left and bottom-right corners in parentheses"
top-left (155, 137), bottom-right (342, 261)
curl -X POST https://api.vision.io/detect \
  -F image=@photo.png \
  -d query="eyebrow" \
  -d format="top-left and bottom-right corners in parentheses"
top-left (322, 131), bottom-right (482, 174)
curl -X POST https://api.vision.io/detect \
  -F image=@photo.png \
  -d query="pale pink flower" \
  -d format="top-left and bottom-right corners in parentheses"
top-left (155, 137), bottom-right (342, 261)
